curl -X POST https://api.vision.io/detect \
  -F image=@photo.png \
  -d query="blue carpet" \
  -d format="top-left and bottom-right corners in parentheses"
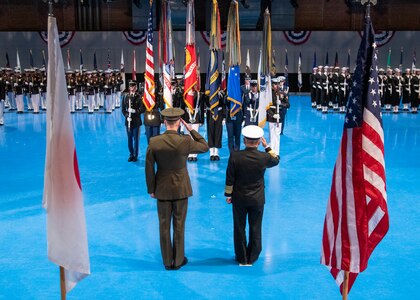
top-left (0, 96), bottom-right (418, 299)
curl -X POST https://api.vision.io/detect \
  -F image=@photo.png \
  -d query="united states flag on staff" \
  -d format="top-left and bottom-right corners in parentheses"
top-left (143, 1), bottom-right (155, 111)
top-left (321, 15), bottom-right (389, 295)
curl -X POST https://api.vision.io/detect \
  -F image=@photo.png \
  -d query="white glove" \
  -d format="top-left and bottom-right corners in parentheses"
top-left (5, 81), bottom-right (9, 84)
top-left (241, 121), bottom-right (245, 127)
top-left (222, 119), bottom-right (226, 126)
top-left (127, 117), bottom-right (132, 122)
top-left (128, 108), bottom-right (136, 113)
top-left (14, 83), bottom-right (18, 87)
top-left (67, 85), bottom-right (71, 89)
top-left (87, 83), bottom-right (90, 86)
top-left (273, 114), bottom-right (280, 119)
top-left (29, 82), bottom-right (33, 86)
top-left (104, 85), bottom-right (108, 89)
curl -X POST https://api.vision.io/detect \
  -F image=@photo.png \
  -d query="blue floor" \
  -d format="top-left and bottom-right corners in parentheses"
top-left (0, 96), bottom-right (419, 299)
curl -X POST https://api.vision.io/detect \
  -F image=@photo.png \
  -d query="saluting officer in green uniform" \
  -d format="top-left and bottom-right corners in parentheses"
top-left (145, 107), bottom-right (209, 270)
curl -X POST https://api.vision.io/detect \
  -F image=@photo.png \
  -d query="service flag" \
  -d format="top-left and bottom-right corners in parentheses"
top-left (321, 14), bottom-right (389, 295)
top-left (132, 49), bottom-right (137, 81)
top-left (298, 51), bottom-right (302, 89)
top-left (143, 1), bottom-right (156, 111)
top-left (43, 16), bottom-right (90, 293)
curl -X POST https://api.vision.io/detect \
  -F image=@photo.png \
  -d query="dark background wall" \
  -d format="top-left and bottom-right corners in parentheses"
top-left (0, 0), bottom-right (419, 31)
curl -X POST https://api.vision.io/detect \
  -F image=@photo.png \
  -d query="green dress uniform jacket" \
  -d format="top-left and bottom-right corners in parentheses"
top-left (146, 129), bottom-right (209, 200)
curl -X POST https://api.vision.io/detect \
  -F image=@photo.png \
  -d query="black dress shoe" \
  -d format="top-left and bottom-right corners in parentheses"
top-left (173, 257), bottom-right (188, 270)
top-left (128, 156), bottom-right (134, 162)
top-left (132, 157), bottom-right (138, 162)
top-left (210, 156), bottom-right (215, 161)
top-left (187, 157), bottom-right (193, 161)
top-left (214, 155), bottom-right (220, 161)
top-left (192, 157), bottom-right (197, 161)
top-left (164, 265), bottom-right (173, 271)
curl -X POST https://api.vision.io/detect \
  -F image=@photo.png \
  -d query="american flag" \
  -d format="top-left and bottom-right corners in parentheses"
top-left (321, 15), bottom-right (389, 295)
top-left (143, 2), bottom-right (155, 111)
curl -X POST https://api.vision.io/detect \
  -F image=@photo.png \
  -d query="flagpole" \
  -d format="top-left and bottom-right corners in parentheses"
top-left (60, 266), bottom-right (66, 300)
top-left (342, 271), bottom-right (349, 300)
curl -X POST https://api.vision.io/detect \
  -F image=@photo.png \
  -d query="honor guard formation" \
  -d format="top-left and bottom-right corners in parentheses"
top-left (310, 64), bottom-right (420, 114)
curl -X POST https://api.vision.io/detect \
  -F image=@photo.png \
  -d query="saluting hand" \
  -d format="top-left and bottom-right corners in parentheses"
top-left (261, 137), bottom-right (268, 148)
top-left (180, 118), bottom-right (192, 132)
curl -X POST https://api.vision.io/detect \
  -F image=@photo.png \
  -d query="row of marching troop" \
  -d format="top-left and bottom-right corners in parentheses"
top-left (309, 65), bottom-right (420, 114)
top-left (0, 67), bottom-right (126, 126)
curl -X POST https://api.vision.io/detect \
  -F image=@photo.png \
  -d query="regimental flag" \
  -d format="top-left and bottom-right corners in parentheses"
top-left (257, 8), bottom-right (272, 128)
top-left (79, 49), bottom-right (83, 71)
top-left (143, 1), bottom-right (155, 111)
top-left (221, 51), bottom-right (226, 91)
top-left (271, 49), bottom-right (276, 77)
top-left (347, 49), bottom-right (351, 70)
top-left (298, 51), bottom-right (302, 89)
top-left (184, 44), bottom-right (197, 113)
top-left (160, 0), bottom-right (174, 107)
top-left (399, 47), bottom-right (403, 70)
top-left (412, 50), bottom-right (416, 72)
top-left (93, 51), bottom-right (97, 70)
top-left (107, 49), bottom-right (111, 69)
top-left (325, 51), bottom-right (329, 66)
top-left (162, 64), bottom-right (172, 107)
top-left (183, 0), bottom-right (197, 114)
top-left (227, 65), bottom-right (241, 117)
top-left (226, 0), bottom-right (241, 117)
top-left (67, 48), bottom-right (71, 70)
top-left (42, 50), bottom-right (47, 68)
top-left (334, 51), bottom-right (339, 68)
top-left (206, 50), bottom-right (220, 120)
top-left (313, 51), bottom-right (317, 69)
top-left (30, 49), bottom-right (34, 69)
top-left (245, 49), bottom-right (251, 76)
top-left (284, 49), bottom-right (289, 88)
top-left (6, 52), bottom-right (10, 68)
top-left (132, 49), bottom-right (137, 81)
top-left (321, 14), bottom-right (389, 295)
top-left (120, 49), bottom-right (126, 91)
top-left (204, 0), bottom-right (221, 120)
top-left (16, 50), bottom-right (21, 72)
top-left (386, 48), bottom-right (391, 68)
top-left (43, 15), bottom-right (90, 294)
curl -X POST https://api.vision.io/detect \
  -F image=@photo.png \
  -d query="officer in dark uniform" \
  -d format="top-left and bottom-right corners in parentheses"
top-left (402, 68), bottom-right (412, 111)
top-left (180, 88), bottom-right (205, 161)
top-left (205, 88), bottom-right (225, 161)
top-left (122, 81), bottom-right (146, 162)
top-left (144, 84), bottom-right (164, 143)
top-left (225, 125), bottom-right (279, 266)
top-left (146, 107), bottom-right (209, 270)
top-left (392, 68), bottom-right (403, 113)
top-left (338, 67), bottom-right (351, 113)
top-left (310, 67), bottom-right (317, 107)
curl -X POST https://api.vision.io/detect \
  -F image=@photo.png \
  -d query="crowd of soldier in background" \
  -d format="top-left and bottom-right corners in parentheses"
top-left (310, 65), bottom-right (420, 114)
top-left (0, 67), bottom-right (126, 126)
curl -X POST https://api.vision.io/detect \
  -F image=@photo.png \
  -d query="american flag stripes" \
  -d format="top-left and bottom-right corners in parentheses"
top-left (143, 1), bottom-right (155, 111)
top-left (321, 15), bottom-right (389, 295)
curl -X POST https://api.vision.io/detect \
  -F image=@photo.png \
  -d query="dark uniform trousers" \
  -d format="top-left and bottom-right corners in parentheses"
top-left (233, 203), bottom-right (264, 265)
top-left (225, 147), bottom-right (280, 265)
top-left (157, 198), bottom-right (188, 267)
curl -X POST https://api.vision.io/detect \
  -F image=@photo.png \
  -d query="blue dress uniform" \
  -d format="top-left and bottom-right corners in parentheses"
top-left (225, 125), bottom-right (279, 265)
top-left (122, 81), bottom-right (146, 162)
